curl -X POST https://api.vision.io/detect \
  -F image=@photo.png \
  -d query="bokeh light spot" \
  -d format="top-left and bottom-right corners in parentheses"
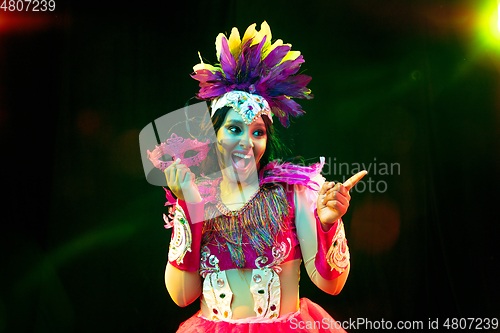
top-left (349, 196), bottom-right (401, 254)
top-left (77, 109), bottom-right (101, 137)
top-left (111, 129), bottom-right (143, 177)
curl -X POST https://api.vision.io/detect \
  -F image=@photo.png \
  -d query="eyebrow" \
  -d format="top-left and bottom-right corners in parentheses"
top-left (225, 118), bottom-right (266, 130)
top-left (226, 119), bottom-right (245, 126)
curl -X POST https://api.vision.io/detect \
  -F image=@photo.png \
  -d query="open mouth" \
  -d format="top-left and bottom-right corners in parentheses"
top-left (231, 152), bottom-right (252, 170)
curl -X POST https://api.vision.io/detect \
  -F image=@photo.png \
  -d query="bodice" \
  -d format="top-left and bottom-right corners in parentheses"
top-left (199, 183), bottom-right (302, 321)
top-left (199, 183), bottom-right (302, 275)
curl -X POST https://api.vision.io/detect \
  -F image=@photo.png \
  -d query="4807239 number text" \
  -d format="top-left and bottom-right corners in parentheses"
top-left (1, 0), bottom-right (55, 11)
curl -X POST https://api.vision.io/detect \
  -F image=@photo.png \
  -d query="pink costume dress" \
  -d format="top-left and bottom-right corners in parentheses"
top-left (166, 158), bottom-right (349, 332)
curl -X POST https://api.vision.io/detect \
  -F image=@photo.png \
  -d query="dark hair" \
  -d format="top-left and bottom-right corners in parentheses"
top-left (199, 106), bottom-right (290, 176)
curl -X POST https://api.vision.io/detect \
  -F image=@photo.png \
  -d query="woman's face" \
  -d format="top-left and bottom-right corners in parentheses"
top-left (216, 109), bottom-right (267, 184)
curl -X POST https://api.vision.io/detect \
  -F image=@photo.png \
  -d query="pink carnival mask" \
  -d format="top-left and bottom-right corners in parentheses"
top-left (147, 133), bottom-right (210, 171)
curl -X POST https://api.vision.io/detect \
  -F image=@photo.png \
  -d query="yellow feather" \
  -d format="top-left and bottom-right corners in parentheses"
top-left (279, 50), bottom-right (301, 64)
top-left (261, 21), bottom-right (272, 47)
top-left (262, 39), bottom-right (283, 59)
top-left (228, 27), bottom-right (242, 58)
top-left (242, 23), bottom-right (257, 45)
top-left (193, 52), bottom-right (222, 72)
top-left (252, 21), bottom-right (272, 47)
top-left (215, 33), bottom-right (226, 61)
top-left (193, 62), bottom-right (222, 72)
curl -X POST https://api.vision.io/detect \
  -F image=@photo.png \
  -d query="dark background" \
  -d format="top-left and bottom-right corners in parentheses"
top-left (1, 0), bottom-right (500, 332)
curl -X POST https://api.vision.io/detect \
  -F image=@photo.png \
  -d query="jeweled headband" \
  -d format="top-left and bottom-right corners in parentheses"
top-left (210, 91), bottom-right (272, 125)
top-left (191, 21), bottom-right (313, 127)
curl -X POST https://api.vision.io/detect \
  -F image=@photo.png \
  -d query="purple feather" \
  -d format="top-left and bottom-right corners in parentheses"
top-left (219, 37), bottom-right (237, 81)
top-left (271, 55), bottom-right (305, 81)
top-left (198, 85), bottom-right (227, 99)
top-left (262, 59), bottom-right (305, 92)
top-left (191, 23), bottom-right (314, 127)
top-left (269, 75), bottom-right (312, 98)
top-left (191, 69), bottom-right (224, 85)
top-left (191, 68), bottom-right (228, 99)
top-left (273, 97), bottom-right (306, 127)
top-left (264, 45), bottom-right (291, 68)
top-left (236, 38), bottom-right (254, 79)
top-left (247, 36), bottom-right (267, 75)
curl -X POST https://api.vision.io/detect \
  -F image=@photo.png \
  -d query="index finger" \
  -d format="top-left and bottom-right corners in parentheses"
top-left (343, 170), bottom-right (368, 191)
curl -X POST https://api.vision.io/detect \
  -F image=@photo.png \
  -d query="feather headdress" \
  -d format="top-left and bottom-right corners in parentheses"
top-left (191, 21), bottom-right (313, 127)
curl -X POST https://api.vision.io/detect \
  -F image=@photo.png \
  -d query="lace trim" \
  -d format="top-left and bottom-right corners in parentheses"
top-left (250, 238), bottom-right (292, 318)
top-left (326, 221), bottom-right (350, 273)
top-left (203, 271), bottom-right (233, 321)
top-left (250, 268), bottom-right (280, 319)
top-left (200, 246), bottom-right (220, 278)
top-left (167, 205), bottom-right (192, 264)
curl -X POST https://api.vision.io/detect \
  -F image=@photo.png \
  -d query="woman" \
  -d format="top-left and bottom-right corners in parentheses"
top-left (161, 22), bottom-right (366, 332)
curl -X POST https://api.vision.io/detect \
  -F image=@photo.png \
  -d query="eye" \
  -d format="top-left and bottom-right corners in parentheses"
top-left (228, 125), bottom-right (241, 134)
top-left (253, 129), bottom-right (265, 137)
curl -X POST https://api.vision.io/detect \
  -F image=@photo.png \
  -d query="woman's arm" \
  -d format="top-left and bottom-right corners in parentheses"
top-left (163, 159), bottom-right (204, 306)
top-left (163, 198), bottom-right (206, 307)
top-left (295, 171), bottom-right (366, 294)
top-left (294, 185), bottom-right (350, 295)
top-left (163, 200), bottom-right (205, 306)
top-left (165, 263), bottom-right (202, 307)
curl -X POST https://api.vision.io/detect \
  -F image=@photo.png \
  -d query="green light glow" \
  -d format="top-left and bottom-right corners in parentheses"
top-left (475, 1), bottom-right (500, 52)
top-left (498, 2), bottom-right (500, 33)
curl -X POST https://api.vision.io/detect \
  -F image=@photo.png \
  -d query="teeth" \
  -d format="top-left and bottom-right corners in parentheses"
top-left (233, 153), bottom-right (250, 159)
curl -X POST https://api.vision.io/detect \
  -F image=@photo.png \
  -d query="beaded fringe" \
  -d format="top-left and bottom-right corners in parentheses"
top-left (202, 183), bottom-right (291, 268)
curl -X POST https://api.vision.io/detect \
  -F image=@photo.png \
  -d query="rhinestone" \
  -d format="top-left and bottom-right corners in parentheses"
top-left (258, 289), bottom-right (264, 294)
top-left (224, 311), bottom-right (228, 318)
top-left (257, 307), bottom-right (263, 314)
top-left (253, 274), bottom-right (262, 283)
top-left (219, 293), bottom-right (226, 299)
top-left (217, 279), bottom-right (225, 288)
top-left (270, 304), bottom-right (276, 311)
top-left (213, 308), bottom-right (218, 314)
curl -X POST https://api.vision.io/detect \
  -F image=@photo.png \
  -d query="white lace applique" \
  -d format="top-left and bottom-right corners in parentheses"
top-left (268, 238), bottom-right (293, 273)
top-left (326, 221), bottom-right (350, 273)
top-left (200, 239), bottom-right (293, 320)
top-left (203, 271), bottom-right (233, 320)
top-left (200, 246), bottom-right (233, 320)
top-left (200, 246), bottom-right (220, 278)
top-left (249, 268), bottom-right (280, 318)
top-left (250, 237), bottom-right (293, 319)
top-left (167, 205), bottom-right (192, 264)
